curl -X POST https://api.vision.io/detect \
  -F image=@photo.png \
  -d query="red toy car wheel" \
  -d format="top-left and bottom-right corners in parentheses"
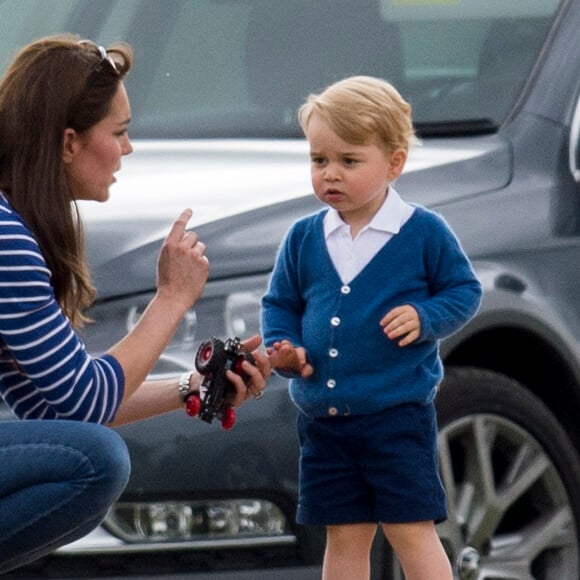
top-left (221, 407), bottom-right (236, 430)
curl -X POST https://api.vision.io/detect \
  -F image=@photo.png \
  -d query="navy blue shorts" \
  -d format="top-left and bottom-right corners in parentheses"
top-left (296, 402), bottom-right (447, 526)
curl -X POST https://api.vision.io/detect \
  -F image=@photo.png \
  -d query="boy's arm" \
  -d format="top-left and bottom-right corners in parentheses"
top-left (261, 227), bottom-right (305, 346)
top-left (408, 216), bottom-right (483, 342)
top-left (416, 251), bottom-right (482, 341)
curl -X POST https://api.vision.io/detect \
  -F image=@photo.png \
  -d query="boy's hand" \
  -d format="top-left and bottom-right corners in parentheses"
top-left (380, 304), bottom-right (420, 346)
top-left (267, 339), bottom-right (314, 378)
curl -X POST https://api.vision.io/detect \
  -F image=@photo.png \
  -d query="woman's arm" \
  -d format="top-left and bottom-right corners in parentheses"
top-left (109, 335), bottom-right (271, 426)
top-left (106, 209), bottom-right (209, 405)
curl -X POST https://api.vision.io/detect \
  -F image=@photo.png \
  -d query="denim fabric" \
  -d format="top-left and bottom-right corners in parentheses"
top-left (0, 420), bottom-right (131, 573)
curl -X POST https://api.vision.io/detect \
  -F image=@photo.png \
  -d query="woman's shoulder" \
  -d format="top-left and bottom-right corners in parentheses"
top-left (0, 191), bottom-right (12, 215)
top-left (0, 192), bottom-right (24, 226)
top-left (0, 193), bottom-right (41, 254)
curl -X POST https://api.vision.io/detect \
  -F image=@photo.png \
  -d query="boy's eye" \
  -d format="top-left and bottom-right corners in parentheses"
top-left (311, 157), bottom-right (326, 165)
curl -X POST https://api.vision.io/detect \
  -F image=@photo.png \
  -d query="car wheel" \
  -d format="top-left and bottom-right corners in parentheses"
top-left (195, 337), bottom-right (224, 373)
top-left (434, 367), bottom-right (580, 579)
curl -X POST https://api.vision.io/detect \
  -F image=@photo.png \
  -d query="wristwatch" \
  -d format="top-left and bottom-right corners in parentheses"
top-left (178, 371), bottom-right (194, 403)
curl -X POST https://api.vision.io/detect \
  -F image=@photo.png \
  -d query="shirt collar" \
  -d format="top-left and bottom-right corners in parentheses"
top-left (324, 187), bottom-right (411, 239)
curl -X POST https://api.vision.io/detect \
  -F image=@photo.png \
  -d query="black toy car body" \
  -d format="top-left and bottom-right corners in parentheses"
top-left (190, 336), bottom-right (254, 428)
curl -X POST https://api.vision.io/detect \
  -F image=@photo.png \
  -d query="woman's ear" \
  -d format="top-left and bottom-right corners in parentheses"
top-left (62, 128), bottom-right (79, 164)
top-left (387, 148), bottom-right (407, 181)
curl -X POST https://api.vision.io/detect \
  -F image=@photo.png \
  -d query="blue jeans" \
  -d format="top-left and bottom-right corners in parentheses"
top-left (0, 420), bottom-right (131, 573)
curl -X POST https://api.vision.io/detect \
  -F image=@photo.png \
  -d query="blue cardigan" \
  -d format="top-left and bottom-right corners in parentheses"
top-left (261, 206), bottom-right (482, 418)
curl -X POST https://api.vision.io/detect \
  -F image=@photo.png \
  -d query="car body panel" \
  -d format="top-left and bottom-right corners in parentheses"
top-left (82, 136), bottom-right (511, 296)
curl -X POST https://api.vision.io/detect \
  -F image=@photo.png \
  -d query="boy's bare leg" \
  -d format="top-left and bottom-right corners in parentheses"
top-left (381, 521), bottom-right (452, 580)
top-left (322, 523), bottom-right (377, 580)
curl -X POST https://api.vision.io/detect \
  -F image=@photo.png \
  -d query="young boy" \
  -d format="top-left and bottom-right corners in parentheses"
top-left (261, 76), bottom-right (482, 579)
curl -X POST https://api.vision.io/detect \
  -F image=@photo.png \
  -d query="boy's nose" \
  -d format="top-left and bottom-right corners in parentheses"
top-left (324, 164), bottom-right (340, 181)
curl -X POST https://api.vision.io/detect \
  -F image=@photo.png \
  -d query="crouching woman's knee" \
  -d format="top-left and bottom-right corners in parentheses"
top-left (79, 423), bottom-right (131, 511)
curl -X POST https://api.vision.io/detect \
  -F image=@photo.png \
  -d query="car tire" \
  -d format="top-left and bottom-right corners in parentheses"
top-left (372, 367), bottom-right (580, 580)
top-left (434, 366), bottom-right (580, 579)
top-left (195, 337), bottom-right (224, 374)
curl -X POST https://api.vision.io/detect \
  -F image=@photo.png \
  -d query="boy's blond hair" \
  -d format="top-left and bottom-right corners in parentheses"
top-left (298, 75), bottom-right (416, 153)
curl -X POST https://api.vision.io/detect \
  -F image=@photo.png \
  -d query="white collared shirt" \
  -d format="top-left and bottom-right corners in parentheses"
top-left (323, 187), bottom-right (415, 284)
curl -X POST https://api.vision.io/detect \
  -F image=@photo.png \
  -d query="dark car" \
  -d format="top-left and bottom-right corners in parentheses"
top-left (1, 0), bottom-right (580, 578)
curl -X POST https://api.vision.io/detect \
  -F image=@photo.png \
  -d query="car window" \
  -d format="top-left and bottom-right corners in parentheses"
top-left (0, 0), bottom-right (564, 138)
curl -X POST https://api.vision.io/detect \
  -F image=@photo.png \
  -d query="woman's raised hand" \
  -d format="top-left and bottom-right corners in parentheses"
top-left (156, 209), bottom-right (210, 311)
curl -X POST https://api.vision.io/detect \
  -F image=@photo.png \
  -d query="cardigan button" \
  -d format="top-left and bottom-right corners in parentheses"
top-left (340, 285), bottom-right (351, 294)
top-left (330, 316), bottom-right (341, 326)
top-left (328, 407), bottom-right (338, 416)
top-left (329, 348), bottom-right (338, 358)
top-left (326, 379), bottom-right (336, 389)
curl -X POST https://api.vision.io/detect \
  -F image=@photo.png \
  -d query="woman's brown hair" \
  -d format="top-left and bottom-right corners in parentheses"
top-left (0, 34), bottom-right (133, 327)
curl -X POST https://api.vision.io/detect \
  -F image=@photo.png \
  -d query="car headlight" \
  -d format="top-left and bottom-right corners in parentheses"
top-left (82, 274), bottom-right (270, 378)
top-left (105, 498), bottom-right (289, 543)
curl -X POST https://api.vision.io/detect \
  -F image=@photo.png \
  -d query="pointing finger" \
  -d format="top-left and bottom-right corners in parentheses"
top-left (167, 208), bottom-right (193, 242)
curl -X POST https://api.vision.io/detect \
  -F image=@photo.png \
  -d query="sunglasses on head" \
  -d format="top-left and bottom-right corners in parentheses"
top-left (78, 40), bottom-right (119, 74)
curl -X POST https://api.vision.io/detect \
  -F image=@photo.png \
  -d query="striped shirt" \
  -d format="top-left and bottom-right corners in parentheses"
top-left (0, 193), bottom-right (124, 423)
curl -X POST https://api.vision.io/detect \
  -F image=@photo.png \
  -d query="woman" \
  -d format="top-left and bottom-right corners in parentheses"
top-left (0, 35), bottom-right (270, 573)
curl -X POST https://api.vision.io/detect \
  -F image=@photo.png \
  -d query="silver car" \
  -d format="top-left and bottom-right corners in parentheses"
top-left (1, 1), bottom-right (580, 578)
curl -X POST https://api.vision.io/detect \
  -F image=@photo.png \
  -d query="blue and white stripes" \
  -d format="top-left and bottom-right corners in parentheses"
top-left (0, 194), bottom-right (124, 423)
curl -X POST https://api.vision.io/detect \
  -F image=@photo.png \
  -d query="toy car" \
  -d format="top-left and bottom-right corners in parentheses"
top-left (186, 336), bottom-right (255, 429)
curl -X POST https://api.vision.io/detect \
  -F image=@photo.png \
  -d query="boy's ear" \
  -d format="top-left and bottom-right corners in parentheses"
top-left (387, 148), bottom-right (407, 181)
top-left (62, 128), bottom-right (79, 163)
